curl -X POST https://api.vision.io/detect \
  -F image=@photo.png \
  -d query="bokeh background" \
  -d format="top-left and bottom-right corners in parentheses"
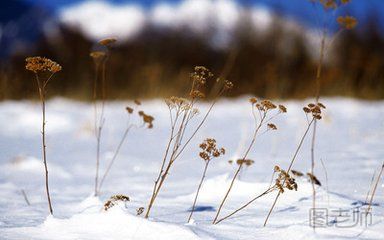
top-left (1, 0), bottom-right (384, 100)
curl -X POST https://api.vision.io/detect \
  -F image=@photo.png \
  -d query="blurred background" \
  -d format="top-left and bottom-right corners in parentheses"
top-left (0, 0), bottom-right (383, 100)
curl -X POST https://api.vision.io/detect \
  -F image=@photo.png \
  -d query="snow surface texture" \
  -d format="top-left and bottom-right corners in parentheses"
top-left (0, 98), bottom-right (383, 239)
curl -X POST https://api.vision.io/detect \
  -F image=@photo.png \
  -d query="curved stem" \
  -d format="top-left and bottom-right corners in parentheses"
top-left (264, 118), bottom-right (315, 227)
top-left (213, 111), bottom-right (266, 224)
top-left (215, 187), bottom-right (274, 224)
top-left (98, 124), bottom-right (134, 193)
top-left (188, 161), bottom-right (210, 222)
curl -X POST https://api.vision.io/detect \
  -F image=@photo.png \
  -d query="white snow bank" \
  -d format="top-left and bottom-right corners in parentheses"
top-left (2, 197), bottom-right (200, 240)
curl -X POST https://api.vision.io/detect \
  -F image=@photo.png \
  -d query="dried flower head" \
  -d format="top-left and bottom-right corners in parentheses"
top-left (25, 57), bottom-right (62, 73)
top-left (198, 138), bottom-right (225, 162)
top-left (99, 38), bottom-right (117, 46)
top-left (223, 80), bottom-right (234, 90)
top-left (134, 99), bottom-right (142, 105)
top-left (274, 166), bottom-right (298, 193)
top-left (278, 105), bottom-right (287, 113)
top-left (236, 159), bottom-right (254, 166)
top-left (307, 173), bottom-right (322, 186)
top-left (291, 169), bottom-right (304, 177)
top-left (267, 123), bottom-right (277, 130)
top-left (139, 111), bottom-right (154, 129)
top-left (126, 106), bottom-right (134, 114)
top-left (165, 96), bottom-right (191, 110)
top-left (321, 0), bottom-right (337, 9)
top-left (249, 97), bottom-right (258, 104)
top-left (103, 194), bottom-right (130, 211)
top-left (337, 15), bottom-right (358, 30)
top-left (90, 51), bottom-right (107, 65)
top-left (304, 103), bottom-right (325, 120)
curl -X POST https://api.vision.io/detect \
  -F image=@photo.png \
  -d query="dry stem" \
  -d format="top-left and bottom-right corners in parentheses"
top-left (264, 118), bottom-right (315, 226)
top-left (35, 73), bottom-right (54, 215)
top-left (212, 108), bottom-right (266, 224)
top-left (366, 162), bottom-right (384, 216)
top-left (188, 161), bottom-right (210, 222)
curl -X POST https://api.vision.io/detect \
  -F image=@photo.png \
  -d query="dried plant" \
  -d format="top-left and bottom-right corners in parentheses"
top-left (103, 194), bottom-right (130, 211)
top-left (215, 165), bottom-right (298, 224)
top-left (26, 56), bottom-right (62, 214)
top-left (214, 103), bottom-right (324, 225)
top-left (308, 0), bottom-right (357, 229)
top-left (90, 38), bottom-right (116, 196)
top-left (212, 98), bottom-right (286, 224)
top-left (264, 102), bottom-right (325, 226)
top-left (144, 66), bottom-right (233, 218)
top-left (97, 102), bottom-right (154, 193)
top-left (188, 138), bottom-right (225, 222)
top-left (366, 162), bottom-right (384, 216)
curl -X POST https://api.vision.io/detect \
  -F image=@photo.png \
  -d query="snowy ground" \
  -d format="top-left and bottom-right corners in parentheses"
top-left (0, 97), bottom-right (383, 239)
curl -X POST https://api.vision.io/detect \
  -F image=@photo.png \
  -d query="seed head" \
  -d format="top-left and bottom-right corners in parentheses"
top-left (99, 38), bottom-right (117, 46)
top-left (25, 57), bottom-right (62, 73)
top-left (337, 15), bottom-right (358, 30)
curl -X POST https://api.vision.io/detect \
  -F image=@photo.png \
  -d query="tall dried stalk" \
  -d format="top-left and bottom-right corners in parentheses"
top-left (26, 56), bottom-right (62, 215)
top-left (263, 103), bottom-right (325, 227)
top-left (309, 0), bottom-right (357, 229)
top-left (310, 28), bottom-right (325, 229)
top-left (212, 99), bottom-right (286, 224)
top-left (90, 38), bottom-right (116, 196)
top-left (145, 67), bottom-right (232, 218)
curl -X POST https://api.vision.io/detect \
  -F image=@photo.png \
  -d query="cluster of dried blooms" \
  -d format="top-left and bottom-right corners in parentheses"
top-left (146, 67), bottom-right (232, 218)
top-left (25, 57), bottom-right (62, 74)
top-left (138, 111), bottom-right (155, 129)
top-left (228, 159), bottom-right (254, 166)
top-left (199, 138), bottom-right (225, 161)
top-left (273, 165), bottom-right (298, 193)
top-left (310, 0), bottom-right (357, 30)
top-left (303, 102), bottom-right (326, 120)
top-left (103, 194), bottom-right (130, 211)
top-left (337, 15), bottom-right (358, 30)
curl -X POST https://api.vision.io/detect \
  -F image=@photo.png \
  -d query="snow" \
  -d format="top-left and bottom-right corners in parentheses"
top-left (0, 97), bottom-right (383, 239)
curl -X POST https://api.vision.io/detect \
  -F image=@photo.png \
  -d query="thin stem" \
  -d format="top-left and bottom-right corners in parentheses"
top-left (188, 161), bottom-right (210, 222)
top-left (94, 59), bottom-right (107, 196)
top-left (36, 74), bottom-right (53, 215)
top-left (309, 27), bottom-right (326, 230)
top-left (215, 187), bottom-right (274, 224)
top-left (366, 163), bottom-right (384, 216)
top-left (21, 189), bottom-right (30, 206)
top-left (98, 124), bottom-right (135, 193)
top-left (365, 169), bottom-right (377, 204)
top-left (264, 118), bottom-right (315, 227)
top-left (213, 111), bottom-right (266, 224)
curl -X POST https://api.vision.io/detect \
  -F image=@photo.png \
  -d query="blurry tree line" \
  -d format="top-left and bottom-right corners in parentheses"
top-left (0, 15), bottom-right (383, 100)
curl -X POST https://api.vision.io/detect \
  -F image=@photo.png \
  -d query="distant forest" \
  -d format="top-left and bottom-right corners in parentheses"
top-left (1, 14), bottom-right (383, 100)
